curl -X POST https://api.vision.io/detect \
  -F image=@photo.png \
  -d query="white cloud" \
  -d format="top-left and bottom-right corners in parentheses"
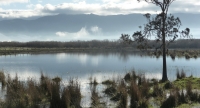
top-left (0, 0), bottom-right (29, 5)
top-left (36, 1), bottom-right (200, 15)
top-left (35, 4), bottom-right (44, 10)
top-left (56, 27), bottom-right (89, 39)
top-left (55, 32), bottom-right (66, 37)
top-left (90, 26), bottom-right (101, 33)
top-left (26, 4), bottom-right (34, 8)
top-left (44, 4), bottom-right (55, 11)
top-left (33, 1), bottom-right (151, 16)
top-left (102, 0), bottom-right (121, 3)
top-left (0, 9), bottom-right (50, 18)
top-left (0, 1), bottom-right (200, 18)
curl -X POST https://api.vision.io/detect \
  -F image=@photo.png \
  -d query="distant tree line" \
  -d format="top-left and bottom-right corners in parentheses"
top-left (0, 40), bottom-right (131, 48)
top-left (0, 39), bottom-right (199, 49)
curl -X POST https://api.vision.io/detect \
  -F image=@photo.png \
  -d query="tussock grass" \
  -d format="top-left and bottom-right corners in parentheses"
top-left (102, 79), bottom-right (115, 85)
top-left (0, 72), bottom-right (82, 108)
top-left (0, 71), bottom-right (6, 89)
top-left (1, 69), bottom-right (200, 107)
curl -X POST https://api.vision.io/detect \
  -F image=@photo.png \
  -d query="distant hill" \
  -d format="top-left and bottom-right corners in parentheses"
top-left (0, 13), bottom-right (199, 41)
top-left (0, 14), bottom-right (146, 33)
top-left (0, 13), bottom-right (199, 33)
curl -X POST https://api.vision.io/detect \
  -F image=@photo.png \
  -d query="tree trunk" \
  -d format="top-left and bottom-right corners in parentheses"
top-left (161, 11), bottom-right (168, 82)
top-left (162, 36), bottom-right (168, 82)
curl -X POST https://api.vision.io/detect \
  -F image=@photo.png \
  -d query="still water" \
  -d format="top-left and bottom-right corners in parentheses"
top-left (0, 52), bottom-right (199, 106)
top-left (0, 52), bottom-right (199, 81)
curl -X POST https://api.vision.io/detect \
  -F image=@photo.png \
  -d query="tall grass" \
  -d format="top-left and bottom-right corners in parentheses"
top-left (176, 69), bottom-right (186, 79)
top-left (130, 80), bottom-right (140, 108)
top-left (89, 77), bottom-right (104, 108)
top-left (0, 72), bottom-right (82, 108)
top-left (0, 71), bottom-right (6, 89)
top-left (117, 80), bottom-right (128, 108)
top-left (1, 69), bottom-right (200, 108)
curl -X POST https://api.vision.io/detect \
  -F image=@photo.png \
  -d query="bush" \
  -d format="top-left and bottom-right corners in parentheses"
top-left (138, 99), bottom-right (148, 108)
top-left (117, 90), bottom-right (127, 108)
top-left (161, 94), bottom-right (178, 108)
top-left (164, 81), bottom-right (173, 89)
top-left (178, 89), bottom-right (187, 104)
top-left (124, 73), bottom-right (131, 82)
top-left (102, 80), bottom-right (115, 85)
top-left (110, 93), bottom-right (121, 101)
top-left (152, 84), bottom-right (163, 97)
top-left (104, 86), bottom-right (117, 96)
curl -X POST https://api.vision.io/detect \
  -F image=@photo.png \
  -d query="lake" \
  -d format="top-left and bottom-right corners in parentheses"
top-left (0, 52), bottom-right (199, 107)
top-left (0, 52), bottom-right (199, 81)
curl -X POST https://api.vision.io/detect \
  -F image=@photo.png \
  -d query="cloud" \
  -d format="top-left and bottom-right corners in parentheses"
top-left (0, 33), bottom-right (12, 42)
top-left (37, 0), bottom-right (200, 15)
top-left (0, 9), bottom-right (51, 18)
top-left (0, 0), bottom-right (200, 18)
top-left (55, 32), bottom-right (66, 37)
top-left (40, 1), bottom-right (149, 15)
top-left (90, 26), bottom-right (101, 33)
top-left (55, 26), bottom-right (107, 41)
top-left (56, 27), bottom-right (89, 39)
top-left (0, 0), bottom-right (29, 5)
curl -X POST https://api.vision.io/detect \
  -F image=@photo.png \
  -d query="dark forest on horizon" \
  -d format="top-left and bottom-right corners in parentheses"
top-left (0, 39), bottom-right (199, 49)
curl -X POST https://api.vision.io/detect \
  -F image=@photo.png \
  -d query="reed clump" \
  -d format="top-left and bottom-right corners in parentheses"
top-left (102, 69), bottom-right (200, 107)
top-left (117, 80), bottom-right (128, 108)
top-left (0, 73), bottom-right (82, 108)
top-left (90, 84), bottom-right (101, 108)
top-left (1, 69), bottom-right (200, 107)
top-left (0, 71), bottom-right (6, 89)
top-left (102, 79), bottom-right (115, 85)
top-left (176, 69), bottom-right (186, 79)
top-left (102, 72), bottom-right (151, 108)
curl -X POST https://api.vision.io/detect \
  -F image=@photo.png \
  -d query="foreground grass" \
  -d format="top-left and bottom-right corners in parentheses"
top-left (0, 70), bottom-right (200, 108)
top-left (177, 103), bottom-right (200, 108)
top-left (102, 70), bottom-right (200, 108)
top-left (0, 72), bottom-right (81, 108)
top-left (173, 77), bottom-right (200, 89)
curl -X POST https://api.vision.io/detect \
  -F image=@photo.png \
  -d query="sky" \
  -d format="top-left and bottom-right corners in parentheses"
top-left (0, 0), bottom-right (199, 41)
top-left (0, 0), bottom-right (200, 18)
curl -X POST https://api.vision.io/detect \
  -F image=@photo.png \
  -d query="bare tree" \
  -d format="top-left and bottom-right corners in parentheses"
top-left (121, 0), bottom-right (192, 82)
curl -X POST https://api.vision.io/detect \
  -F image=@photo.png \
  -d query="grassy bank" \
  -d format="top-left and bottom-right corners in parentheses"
top-left (0, 47), bottom-right (141, 55)
top-left (0, 47), bottom-right (200, 59)
top-left (0, 70), bottom-right (200, 108)
top-left (102, 70), bottom-right (200, 108)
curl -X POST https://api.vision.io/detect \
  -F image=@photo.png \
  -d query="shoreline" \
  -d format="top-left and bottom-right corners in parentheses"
top-left (0, 70), bottom-right (200, 108)
top-left (0, 47), bottom-right (199, 59)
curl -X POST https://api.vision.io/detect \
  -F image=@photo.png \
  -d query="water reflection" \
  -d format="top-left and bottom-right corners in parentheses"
top-left (0, 52), bottom-right (199, 81)
top-left (0, 52), bottom-right (199, 107)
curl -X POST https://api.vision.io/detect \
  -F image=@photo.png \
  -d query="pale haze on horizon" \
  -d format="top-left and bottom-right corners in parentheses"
top-left (0, 0), bottom-right (199, 42)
